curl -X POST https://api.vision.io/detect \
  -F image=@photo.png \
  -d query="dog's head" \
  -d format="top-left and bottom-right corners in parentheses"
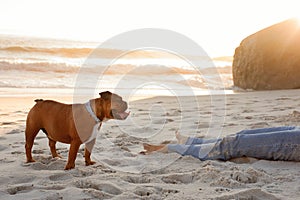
top-left (95, 91), bottom-right (129, 121)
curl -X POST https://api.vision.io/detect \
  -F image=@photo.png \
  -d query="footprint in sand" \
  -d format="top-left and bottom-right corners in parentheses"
top-left (213, 167), bottom-right (272, 188)
top-left (70, 167), bottom-right (99, 177)
top-left (11, 175), bottom-right (36, 184)
top-left (25, 156), bottom-right (66, 170)
top-left (215, 188), bottom-right (280, 200)
top-left (6, 184), bottom-right (34, 195)
top-left (134, 186), bottom-right (179, 199)
top-left (161, 173), bottom-right (195, 184)
top-left (49, 173), bottom-right (73, 181)
top-left (122, 175), bottom-right (151, 184)
top-left (134, 186), bottom-right (157, 197)
top-left (35, 184), bottom-right (66, 191)
top-left (74, 179), bottom-right (122, 198)
top-left (83, 189), bottom-right (114, 199)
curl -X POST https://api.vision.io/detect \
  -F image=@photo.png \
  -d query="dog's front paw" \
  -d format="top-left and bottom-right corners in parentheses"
top-left (85, 160), bottom-right (96, 166)
top-left (26, 158), bottom-right (36, 163)
top-left (64, 163), bottom-right (75, 170)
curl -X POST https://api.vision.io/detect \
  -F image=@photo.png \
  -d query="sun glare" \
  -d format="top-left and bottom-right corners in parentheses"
top-left (294, 17), bottom-right (300, 26)
top-left (1, 0), bottom-right (300, 56)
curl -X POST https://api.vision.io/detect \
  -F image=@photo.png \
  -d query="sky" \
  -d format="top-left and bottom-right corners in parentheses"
top-left (0, 0), bottom-right (300, 57)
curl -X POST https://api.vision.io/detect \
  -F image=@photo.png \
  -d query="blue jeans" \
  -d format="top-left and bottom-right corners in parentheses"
top-left (167, 126), bottom-right (300, 161)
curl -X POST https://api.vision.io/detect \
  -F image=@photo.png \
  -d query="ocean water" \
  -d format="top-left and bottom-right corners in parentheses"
top-left (0, 35), bottom-right (233, 99)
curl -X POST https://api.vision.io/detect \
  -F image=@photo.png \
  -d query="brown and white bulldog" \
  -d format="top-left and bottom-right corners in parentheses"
top-left (25, 91), bottom-right (129, 170)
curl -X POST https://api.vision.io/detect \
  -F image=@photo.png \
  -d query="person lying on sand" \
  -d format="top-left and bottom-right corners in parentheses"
top-left (141, 126), bottom-right (300, 162)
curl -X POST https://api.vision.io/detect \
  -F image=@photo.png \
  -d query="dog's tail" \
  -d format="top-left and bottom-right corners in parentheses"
top-left (34, 99), bottom-right (44, 103)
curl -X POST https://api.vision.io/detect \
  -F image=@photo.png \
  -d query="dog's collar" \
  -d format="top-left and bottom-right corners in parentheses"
top-left (85, 100), bottom-right (101, 123)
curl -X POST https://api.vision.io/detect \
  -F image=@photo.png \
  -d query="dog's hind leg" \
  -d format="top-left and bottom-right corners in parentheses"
top-left (48, 138), bottom-right (62, 158)
top-left (42, 128), bottom-right (62, 159)
top-left (25, 122), bottom-right (40, 163)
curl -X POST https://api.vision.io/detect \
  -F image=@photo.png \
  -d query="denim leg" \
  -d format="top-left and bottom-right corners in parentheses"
top-left (186, 127), bottom-right (298, 145)
top-left (207, 129), bottom-right (300, 161)
top-left (185, 137), bottom-right (221, 145)
top-left (167, 143), bottom-right (217, 160)
top-left (169, 128), bottom-right (300, 161)
top-left (236, 126), bottom-right (297, 135)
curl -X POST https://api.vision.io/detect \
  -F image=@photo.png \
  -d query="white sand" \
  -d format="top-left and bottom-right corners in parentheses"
top-left (1, 90), bottom-right (300, 199)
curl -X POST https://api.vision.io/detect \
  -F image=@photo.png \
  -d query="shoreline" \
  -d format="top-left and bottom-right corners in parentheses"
top-left (0, 87), bottom-right (236, 99)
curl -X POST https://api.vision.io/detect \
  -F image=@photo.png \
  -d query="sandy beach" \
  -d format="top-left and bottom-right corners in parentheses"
top-left (0, 89), bottom-right (300, 199)
top-left (2, 0), bottom-right (300, 199)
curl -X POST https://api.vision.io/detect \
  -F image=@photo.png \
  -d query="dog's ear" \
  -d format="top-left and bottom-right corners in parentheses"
top-left (99, 91), bottom-right (112, 100)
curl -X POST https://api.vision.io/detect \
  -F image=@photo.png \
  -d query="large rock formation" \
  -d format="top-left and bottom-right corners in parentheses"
top-left (232, 19), bottom-right (300, 90)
